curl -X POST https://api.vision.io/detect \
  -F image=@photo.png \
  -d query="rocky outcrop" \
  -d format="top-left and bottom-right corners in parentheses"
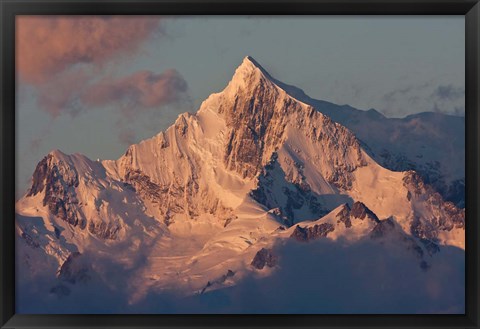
top-left (124, 168), bottom-right (166, 203)
top-left (335, 202), bottom-right (379, 229)
top-left (290, 223), bottom-right (334, 242)
top-left (223, 215), bottom-right (237, 228)
top-left (200, 269), bottom-right (236, 294)
top-left (27, 154), bottom-right (85, 228)
top-left (251, 248), bottom-right (278, 269)
top-left (27, 155), bottom-right (51, 197)
top-left (378, 149), bottom-right (464, 208)
top-left (336, 203), bottom-right (352, 228)
top-left (350, 201), bottom-right (380, 222)
top-left (403, 171), bottom-right (464, 245)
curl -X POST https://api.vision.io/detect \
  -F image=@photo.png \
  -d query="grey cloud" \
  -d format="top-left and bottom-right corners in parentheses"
top-left (382, 81), bottom-right (432, 103)
top-left (429, 84), bottom-right (465, 115)
top-left (382, 86), bottom-right (415, 102)
top-left (432, 84), bottom-right (464, 101)
top-left (380, 81), bottom-right (465, 117)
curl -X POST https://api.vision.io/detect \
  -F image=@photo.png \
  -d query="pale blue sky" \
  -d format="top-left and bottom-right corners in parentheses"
top-left (16, 16), bottom-right (465, 198)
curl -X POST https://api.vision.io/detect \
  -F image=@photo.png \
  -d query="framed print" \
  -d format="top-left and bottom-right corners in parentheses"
top-left (1, 0), bottom-right (479, 328)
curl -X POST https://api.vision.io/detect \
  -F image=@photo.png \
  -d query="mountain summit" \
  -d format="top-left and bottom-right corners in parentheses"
top-left (15, 57), bottom-right (465, 313)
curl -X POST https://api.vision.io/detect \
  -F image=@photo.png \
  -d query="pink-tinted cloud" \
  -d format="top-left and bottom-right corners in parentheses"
top-left (17, 16), bottom-right (161, 83)
top-left (32, 68), bottom-right (189, 122)
top-left (17, 16), bottom-right (191, 146)
top-left (83, 69), bottom-right (188, 112)
top-left (36, 69), bottom-right (91, 118)
top-left (35, 67), bottom-right (189, 145)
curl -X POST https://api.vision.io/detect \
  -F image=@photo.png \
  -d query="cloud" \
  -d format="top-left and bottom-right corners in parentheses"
top-left (16, 237), bottom-right (465, 314)
top-left (17, 16), bottom-right (161, 84)
top-left (32, 68), bottom-right (189, 144)
top-left (382, 82), bottom-right (432, 103)
top-left (429, 85), bottom-right (465, 115)
top-left (36, 69), bottom-right (91, 118)
top-left (82, 69), bottom-right (188, 113)
top-left (30, 67), bottom-right (190, 120)
top-left (380, 84), bottom-right (426, 117)
top-left (382, 85), bottom-right (416, 103)
top-left (17, 16), bottom-right (191, 145)
top-left (380, 82), bottom-right (465, 117)
top-left (432, 84), bottom-right (464, 101)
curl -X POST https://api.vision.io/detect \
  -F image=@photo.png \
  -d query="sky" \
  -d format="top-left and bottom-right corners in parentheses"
top-left (16, 16), bottom-right (465, 198)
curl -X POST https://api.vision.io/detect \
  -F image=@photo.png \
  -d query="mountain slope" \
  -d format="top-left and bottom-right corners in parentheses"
top-left (264, 67), bottom-right (465, 207)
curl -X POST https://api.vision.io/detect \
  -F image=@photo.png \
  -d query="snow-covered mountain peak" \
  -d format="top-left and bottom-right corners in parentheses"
top-left (48, 148), bottom-right (67, 159)
top-left (223, 56), bottom-right (278, 96)
top-left (237, 56), bottom-right (267, 74)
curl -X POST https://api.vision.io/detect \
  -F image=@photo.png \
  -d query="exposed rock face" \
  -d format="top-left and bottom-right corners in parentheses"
top-left (27, 155), bottom-right (50, 197)
top-left (219, 59), bottom-right (291, 179)
top-left (87, 220), bottom-right (121, 240)
top-left (335, 204), bottom-right (352, 228)
top-left (378, 149), bottom-right (464, 208)
top-left (404, 171), bottom-right (464, 228)
top-left (222, 85), bottom-right (285, 179)
top-left (219, 57), bottom-right (367, 188)
top-left (268, 72), bottom-right (465, 208)
top-left (370, 218), bottom-right (396, 239)
top-left (250, 154), bottom-right (327, 226)
top-left (300, 114), bottom-right (367, 190)
top-left (223, 215), bottom-right (237, 228)
top-left (403, 171), bottom-right (465, 244)
top-left (27, 154), bottom-right (85, 228)
top-left (290, 223), bottom-right (334, 242)
top-left (251, 248), bottom-right (278, 269)
top-left (175, 114), bottom-right (190, 137)
top-left (335, 202), bottom-right (379, 229)
top-left (124, 168), bottom-right (165, 203)
top-left (121, 146), bottom-right (233, 227)
top-left (350, 201), bottom-right (380, 222)
top-left (200, 269), bottom-right (236, 294)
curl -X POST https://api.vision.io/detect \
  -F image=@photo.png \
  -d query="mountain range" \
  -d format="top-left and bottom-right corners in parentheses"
top-left (15, 56), bottom-right (465, 314)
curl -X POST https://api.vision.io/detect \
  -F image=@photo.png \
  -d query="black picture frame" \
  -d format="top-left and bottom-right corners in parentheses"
top-left (1, 1), bottom-right (479, 328)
